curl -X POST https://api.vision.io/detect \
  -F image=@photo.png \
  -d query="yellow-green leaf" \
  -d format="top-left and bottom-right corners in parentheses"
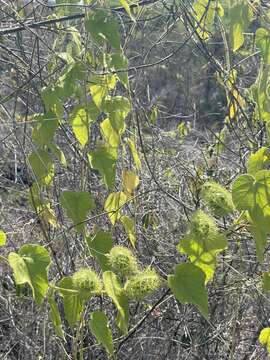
top-left (122, 170), bottom-right (139, 193)
top-left (0, 230), bottom-right (6, 246)
top-left (126, 138), bottom-right (141, 170)
top-left (71, 107), bottom-right (89, 148)
top-left (259, 328), bottom-right (270, 353)
top-left (121, 216), bottom-right (136, 248)
top-left (104, 192), bottom-right (127, 225)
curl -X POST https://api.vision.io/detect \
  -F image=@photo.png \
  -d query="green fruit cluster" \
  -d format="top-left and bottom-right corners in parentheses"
top-left (124, 269), bottom-right (162, 300)
top-left (201, 181), bottom-right (235, 217)
top-left (72, 268), bottom-right (102, 299)
top-left (108, 246), bottom-right (138, 276)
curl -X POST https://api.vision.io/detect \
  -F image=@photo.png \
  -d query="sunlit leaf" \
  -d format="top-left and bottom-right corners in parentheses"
top-left (0, 230), bottom-right (6, 246)
top-left (259, 328), bottom-right (270, 353)
top-left (247, 147), bottom-right (270, 176)
top-left (71, 106), bottom-right (89, 148)
top-left (126, 138), bottom-right (141, 170)
top-left (229, 1), bottom-right (253, 52)
top-left (122, 170), bottom-right (139, 194)
top-left (104, 192), bottom-right (127, 225)
top-left (121, 216), bottom-right (136, 248)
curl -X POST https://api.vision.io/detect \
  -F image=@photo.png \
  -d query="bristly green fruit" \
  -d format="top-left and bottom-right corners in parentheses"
top-left (124, 268), bottom-right (162, 300)
top-left (190, 210), bottom-right (218, 239)
top-left (108, 246), bottom-right (138, 277)
top-left (201, 181), bottom-right (235, 217)
top-left (72, 268), bottom-right (102, 299)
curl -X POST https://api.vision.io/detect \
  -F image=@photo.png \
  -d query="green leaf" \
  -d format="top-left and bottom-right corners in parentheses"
top-left (86, 231), bottom-right (114, 271)
top-left (250, 66), bottom-right (270, 122)
top-left (58, 276), bottom-right (83, 327)
top-left (256, 28), bottom-right (270, 65)
top-left (71, 106), bottom-right (89, 148)
top-left (60, 191), bottom-right (96, 232)
top-left (103, 271), bottom-right (129, 334)
top-left (119, 0), bottom-right (134, 20)
top-left (32, 111), bottom-right (59, 146)
top-left (168, 263), bottom-right (208, 318)
top-left (41, 86), bottom-right (63, 118)
top-left (0, 230), bottom-right (6, 246)
top-left (126, 138), bottom-right (142, 170)
top-left (89, 74), bottom-right (117, 109)
top-left (248, 215), bottom-right (268, 262)
top-left (232, 170), bottom-right (270, 217)
top-left (229, 1), bottom-right (253, 52)
top-left (121, 216), bottom-right (136, 248)
top-left (149, 105), bottom-right (158, 124)
top-left (48, 295), bottom-right (65, 340)
top-left (262, 270), bottom-right (270, 292)
top-left (122, 170), bottom-right (139, 194)
top-left (247, 147), bottom-right (270, 175)
top-left (111, 51), bottom-right (129, 88)
top-left (259, 328), bottom-right (270, 353)
top-left (104, 192), bottom-right (127, 225)
top-left (193, 0), bottom-right (216, 40)
top-left (101, 118), bottom-right (121, 148)
top-left (104, 96), bottom-right (131, 129)
top-left (89, 311), bottom-right (114, 356)
top-left (57, 61), bottom-right (85, 99)
top-left (8, 244), bottom-right (51, 304)
top-left (178, 236), bottom-right (226, 282)
top-left (88, 145), bottom-right (117, 189)
top-left (85, 10), bottom-right (121, 49)
top-left (49, 144), bottom-right (67, 167)
top-left (28, 149), bottom-right (54, 185)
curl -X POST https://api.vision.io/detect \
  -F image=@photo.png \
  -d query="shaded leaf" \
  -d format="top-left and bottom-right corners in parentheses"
top-left (85, 10), bottom-right (121, 49)
top-left (49, 295), bottom-right (65, 340)
top-left (168, 263), bottom-right (208, 318)
top-left (8, 244), bottom-right (51, 304)
top-left (256, 28), bottom-right (270, 65)
top-left (28, 149), bottom-right (54, 185)
top-left (103, 271), bottom-right (129, 334)
top-left (58, 277), bottom-right (83, 327)
top-left (89, 311), bottom-right (114, 356)
top-left (88, 145), bottom-right (117, 189)
top-left (86, 231), bottom-right (114, 271)
top-left (60, 191), bottom-right (95, 233)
